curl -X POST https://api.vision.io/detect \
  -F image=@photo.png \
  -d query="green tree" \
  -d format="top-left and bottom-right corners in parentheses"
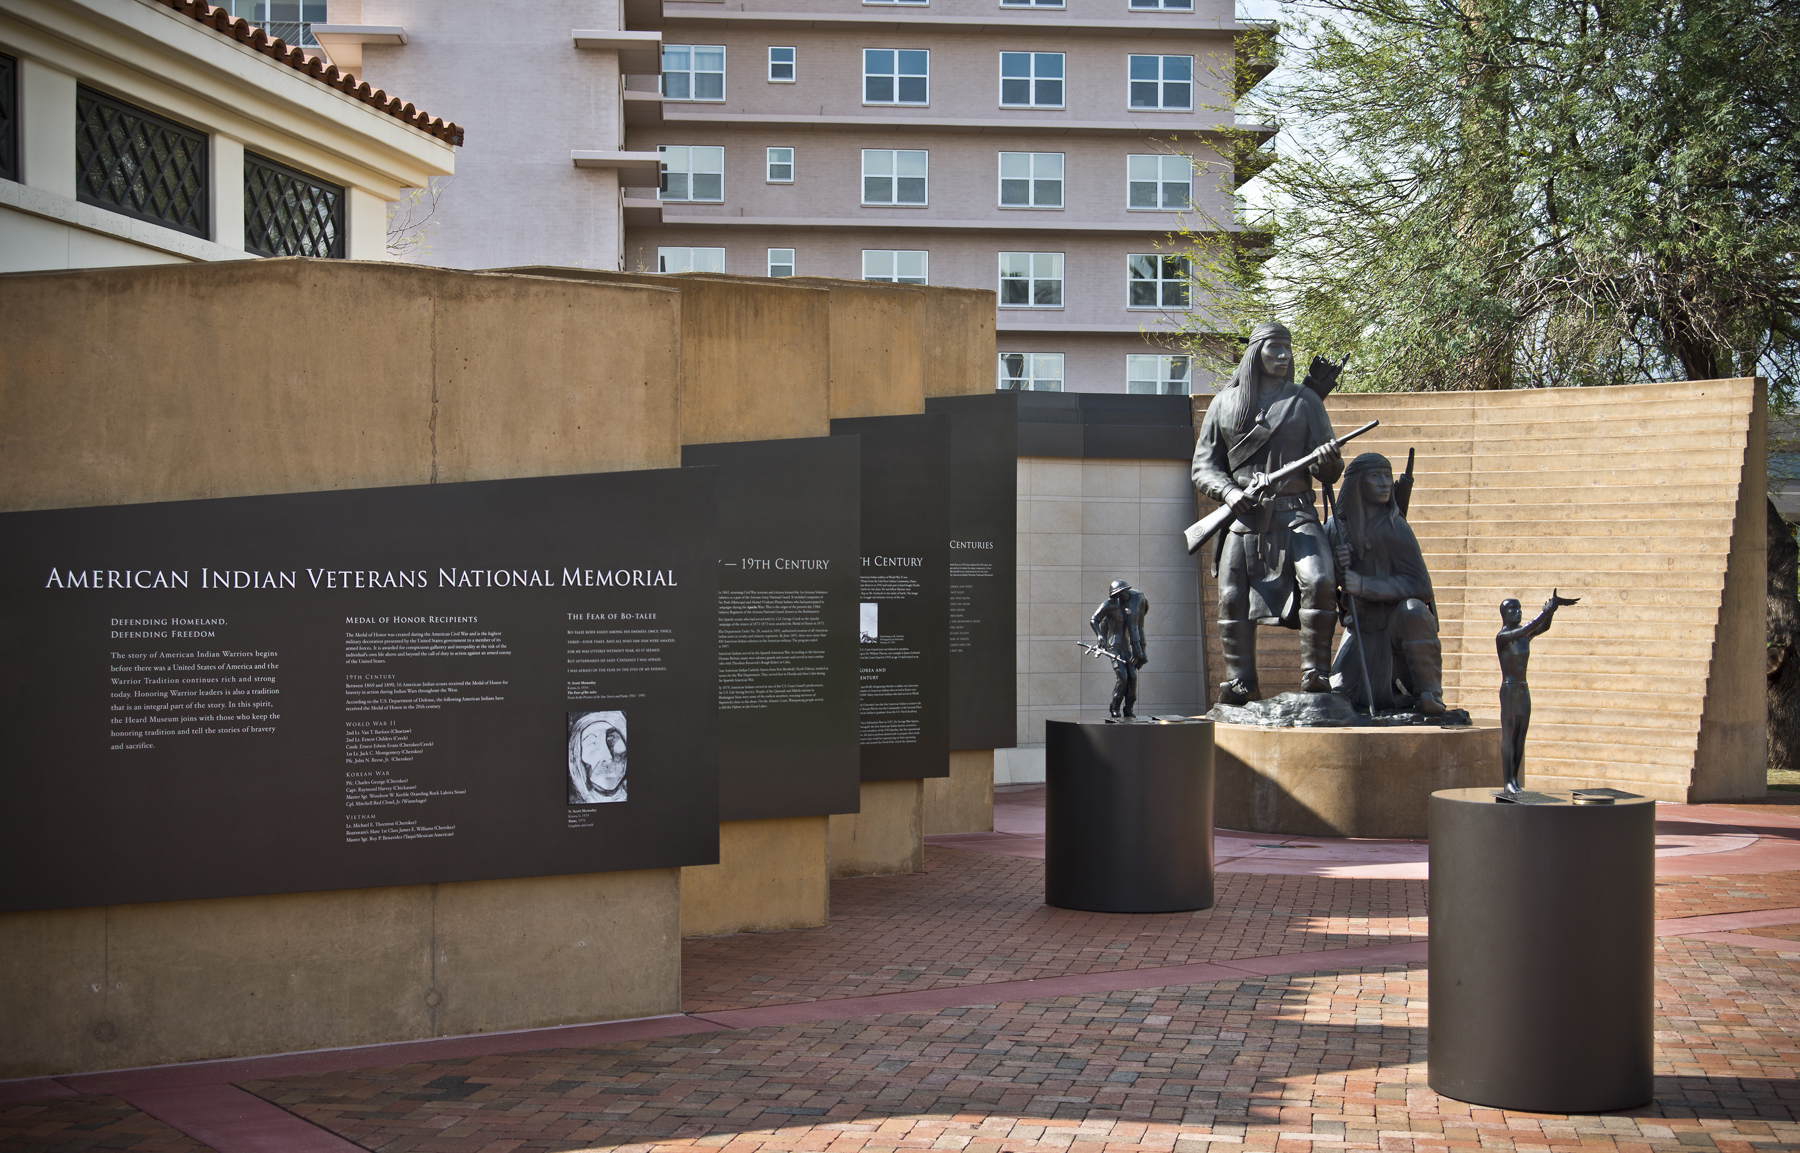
top-left (1181, 0), bottom-right (1800, 402)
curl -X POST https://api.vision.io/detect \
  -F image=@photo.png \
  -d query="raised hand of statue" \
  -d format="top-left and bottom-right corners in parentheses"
top-left (1550, 588), bottom-right (1581, 608)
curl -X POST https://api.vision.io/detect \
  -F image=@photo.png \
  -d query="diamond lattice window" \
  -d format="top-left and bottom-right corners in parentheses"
top-left (245, 153), bottom-right (346, 258)
top-left (75, 86), bottom-right (208, 238)
top-left (0, 54), bottom-right (18, 184)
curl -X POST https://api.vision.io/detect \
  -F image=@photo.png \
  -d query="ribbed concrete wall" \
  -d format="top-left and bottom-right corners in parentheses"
top-left (1017, 456), bottom-right (1204, 747)
top-left (1195, 378), bottom-right (1767, 802)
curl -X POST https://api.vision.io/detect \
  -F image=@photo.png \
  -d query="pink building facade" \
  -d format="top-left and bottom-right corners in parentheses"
top-left (625, 0), bottom-right (1268, 393)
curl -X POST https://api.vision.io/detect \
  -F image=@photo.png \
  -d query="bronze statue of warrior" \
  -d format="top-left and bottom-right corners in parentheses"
top-left (1326, 452), bottom-right (1446, 714)
top-left (1089, 579), bottom-right (1149, 718)
top-left (1191, 321), bottom-right (1344, 704)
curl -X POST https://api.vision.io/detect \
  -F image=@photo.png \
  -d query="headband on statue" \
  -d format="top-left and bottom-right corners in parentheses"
top-left (1248, 320), bottom-right (1290, 345)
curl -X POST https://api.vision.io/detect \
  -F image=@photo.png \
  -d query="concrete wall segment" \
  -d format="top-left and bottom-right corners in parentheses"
top-left (485, 266), bottom-right (835, 444)
top-left (0, 259), bottom-right (686, 1074)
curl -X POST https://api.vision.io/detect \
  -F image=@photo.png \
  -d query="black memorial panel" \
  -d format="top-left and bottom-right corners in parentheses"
top-left (829, 413), bottom-right (951, 781)
top-left (682, 437), bottom-right (861, 821)
top-left (0, 470), bottom-right (719, 913)
top-left (926, 392), bottom-right (1019, 750)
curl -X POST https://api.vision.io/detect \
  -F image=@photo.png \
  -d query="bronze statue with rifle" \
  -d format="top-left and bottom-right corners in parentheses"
top-left (1188, 322), bottom-right (1362, 705)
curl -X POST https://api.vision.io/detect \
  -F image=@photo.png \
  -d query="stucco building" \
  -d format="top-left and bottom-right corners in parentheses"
top-left (335, 0), bottom-right (1270, 394)
top-left (0, 0), bottom-right (457, 273)
top-left (629, 0), bottom-right (1269, 394)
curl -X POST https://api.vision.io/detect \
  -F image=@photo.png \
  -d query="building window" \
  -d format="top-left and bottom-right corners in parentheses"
top-left (1000, 52), bottom-right (1063, 108)
top-left (663, 45), bottom-right (725, 101)
top-left (862, 149), bottom-right (928, 206)
top-left (998, 252), bottom-right (1064, 308)
top-left (1129, 0), bottom-right (1191, 10)
top-left (769, 248), bottom-right (796, 277)
top-left (866, 0), bottom-right (928, 7)
top-left (659, 145), bottom-right (724, 202)
top-left (74, 86), bottom-right (208, 238)
top-left (217, 0), bottom-right (325, 47)
top-left (1127, 353), bottom-right (1193, 394)
top-left (766, 146), bottom-right (795, 183)
top-left (998, 152), bottom-right (1062, 208)
top-left (659, 247), bottom-right (726, 273)
top-left (768, 46), bottom-right (796, 81)
top-left (0, 53), bottom-right (16, 184)
top-left (1128, 154), bottom-right (1192, 209)
top-left (998, 353), bottom-right (1064, 391)
top-left (1001, 0), bottom-right (1064, 9)
top-left (1127, 253), bottom-right (1191, 308)
top-left (864, 250), bottom-right (928, 284)
top-left (864, 49), bottom-right (928, 105)
top-left (244, 152), bottom-right (345, 258)
top-left (1128, 55), bottom-right (1193, 110)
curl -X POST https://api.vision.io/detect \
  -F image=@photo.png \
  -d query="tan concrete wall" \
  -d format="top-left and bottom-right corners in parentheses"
top-left (921, 286), bottom-right (999, 400)
top-left (923, 749), bottom-right (996, 834)
top-left (1692, 380), bottom-right (1769, 800)
top-left (828, 779), bottom-right (924, 878)
top-left (0, 259), bottom-right (687, 1075)
top-left (1193, 378), bottom-right (1767, 802)
top-left (792, 277), bottom-right (928, 420)
top-left (679, 818), bottom-right (830, 937)
top-left (488, 269), bottom-right (834, 445)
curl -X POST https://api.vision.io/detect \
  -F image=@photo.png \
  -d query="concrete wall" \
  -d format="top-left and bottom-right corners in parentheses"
top-left (1003, 455), bottom-right (1203, 782)
top-left (1192, 379), bottom-right (1768, 802)
top-left (0, 260), bottom-right (686, 1076)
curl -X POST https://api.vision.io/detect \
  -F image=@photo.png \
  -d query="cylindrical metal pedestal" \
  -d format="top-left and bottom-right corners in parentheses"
top-left (1045, 719), bottom-right (1214, 913)
top-left (1428, 788), bottom-right (1655, 1113)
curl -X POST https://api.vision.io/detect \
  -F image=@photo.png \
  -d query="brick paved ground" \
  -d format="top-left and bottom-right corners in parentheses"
top-left (683, 850), bottom-right (1430, 1014)
top-left (6, 804), bottom-right (1798, 1153)
top-left (0, 1096), bottom-right (206, 1152)
top-left (240, 943), bottom-right (1800, 1152)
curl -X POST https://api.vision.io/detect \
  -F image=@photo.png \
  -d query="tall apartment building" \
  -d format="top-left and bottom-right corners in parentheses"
top-left (332, 0), bottom-right (1272, 393)
top-left (626, 0), bottom-right (1268, 393)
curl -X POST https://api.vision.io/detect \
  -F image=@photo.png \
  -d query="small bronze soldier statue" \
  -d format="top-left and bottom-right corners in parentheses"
top-left (1089, 579), bottom-right (1150, 718)
top-left (1326, 452), bottom-right (1447, 714)
top-left (1191, 322), bottom-right (1344, 704)
top-left (1496, 591), bottom-right (1580, 793)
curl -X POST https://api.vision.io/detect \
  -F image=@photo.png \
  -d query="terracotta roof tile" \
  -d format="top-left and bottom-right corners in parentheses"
top-left (152, 0), bottom-right (464, 146)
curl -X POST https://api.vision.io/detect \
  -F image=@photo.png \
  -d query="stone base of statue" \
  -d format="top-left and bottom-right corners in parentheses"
top-left (1044, 719), bottom-right (1215, 913)
top-left (1211, 695), bottom-right (1499, 838)
top-left (1428, 788), bottom-right (1654, 1113)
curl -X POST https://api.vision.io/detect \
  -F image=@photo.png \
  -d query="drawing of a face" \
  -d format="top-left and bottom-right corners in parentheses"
top-left (568, 711), bottom-right (629, 804)
top-left (582, 725), bottom-right (626, 793)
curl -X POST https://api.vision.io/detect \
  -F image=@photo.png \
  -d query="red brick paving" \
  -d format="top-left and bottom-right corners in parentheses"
top-left (683, 849), bottom-right (1429, 1014)
top-left (236, 943), bottom-right (1799, 1151)
top-left (1653, 872), bottom-right (1800, 921)
top-left (6, 803), bottom-right (1799, 1153)
top-left (0, 1096), bottom-right (208, 1152)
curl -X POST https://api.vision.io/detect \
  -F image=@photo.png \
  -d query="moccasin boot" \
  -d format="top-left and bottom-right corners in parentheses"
top-left (1298, 610), bottom-right (1337, 694)
top-left (1403, 639), bottom-right (1446, 714)
top-left (1216, 620), bottom-right (1259, 706)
